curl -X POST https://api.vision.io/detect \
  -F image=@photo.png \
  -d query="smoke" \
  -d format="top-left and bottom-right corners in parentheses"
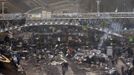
top-left (98, 28), bottom-right (109, 49)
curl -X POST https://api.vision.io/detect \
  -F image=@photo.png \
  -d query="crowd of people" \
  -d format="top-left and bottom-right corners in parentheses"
top-left (0, 23), bottom-right (134, 75)
top-left (19, 24), bottom-right (134, 75)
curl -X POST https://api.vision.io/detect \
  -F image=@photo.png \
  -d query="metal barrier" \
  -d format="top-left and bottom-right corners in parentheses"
top-left (1, 12), bottom-right (134, 20)
top-left (0, 13), bottom-right (25, 20)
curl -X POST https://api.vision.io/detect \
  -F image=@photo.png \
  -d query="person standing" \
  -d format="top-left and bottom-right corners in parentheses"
top-left (61, 61), bottom-right (68, 75)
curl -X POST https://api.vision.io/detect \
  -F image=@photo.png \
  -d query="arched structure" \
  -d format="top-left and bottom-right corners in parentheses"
top-left (0, 19), bottom-right (123, 37)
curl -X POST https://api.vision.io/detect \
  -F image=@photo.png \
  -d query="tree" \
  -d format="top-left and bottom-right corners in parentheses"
top-left (100, 20), bottom-right (108, 28)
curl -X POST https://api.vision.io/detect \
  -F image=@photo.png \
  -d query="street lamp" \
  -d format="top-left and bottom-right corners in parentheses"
top-left (0, 0), bottom-right (7, 14)
top-left (96, 0), bottom-right (101, 16)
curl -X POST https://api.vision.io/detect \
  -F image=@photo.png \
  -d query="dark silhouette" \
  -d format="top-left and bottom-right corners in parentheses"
top-left (61, 62), bottom-right (68, 75)
top-left (0, 50), bottom-right (25, 75)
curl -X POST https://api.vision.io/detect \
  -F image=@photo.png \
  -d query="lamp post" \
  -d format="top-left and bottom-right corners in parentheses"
top-left (96, 0), bottom-right (101, 16)
top-left (2, 1), bottom-right (5, 14)
top-left (0, 0), bottom-right (6, 14)
top-left (0, 0), bottom-right (6, 21)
